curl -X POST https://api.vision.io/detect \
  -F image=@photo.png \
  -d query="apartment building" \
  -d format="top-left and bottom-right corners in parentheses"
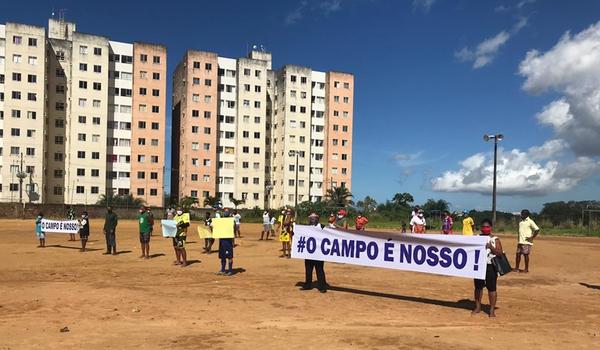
top-left (0, 18), bottom-right (166, 206)
top-left (172, 50), bottom-right (354, 209)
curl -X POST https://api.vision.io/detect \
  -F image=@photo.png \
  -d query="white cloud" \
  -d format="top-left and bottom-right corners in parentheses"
top-left (431, 146), bottom-right (599, 196)
top-left (455, 18), bottom-right (527, 69)
top-left (517, 0), bottom-right (536, 9)
top-left (285, 1), bottom-right (308, 25)
top-left (519, 21), bottom-right (600, 156)
top-left (320, 0), bottom-right (342, 14)
top-left (413, 0), bottom-right (436, 13)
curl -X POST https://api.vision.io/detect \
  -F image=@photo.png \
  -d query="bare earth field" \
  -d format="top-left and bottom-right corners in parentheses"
top-left (0, 219), bottom-right (599, 349)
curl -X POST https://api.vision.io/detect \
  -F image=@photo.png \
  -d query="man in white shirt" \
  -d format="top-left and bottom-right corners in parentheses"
top-left (410, 210), bottom-right (426, 233)
top-left (261, 211), bottom-right (270, 240)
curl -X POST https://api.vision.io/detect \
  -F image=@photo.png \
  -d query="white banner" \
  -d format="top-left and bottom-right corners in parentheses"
top-left (40, 219), bottom-right (80, 234)
top-left (292, 225), bottom-right (488, 279)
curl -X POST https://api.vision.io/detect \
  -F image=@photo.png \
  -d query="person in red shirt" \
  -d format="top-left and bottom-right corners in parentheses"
top-left (355, 212), bottom-right (369, 230)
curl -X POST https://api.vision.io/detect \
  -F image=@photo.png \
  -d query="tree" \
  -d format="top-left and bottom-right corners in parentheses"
top-left (422, 198), bottom-right (450, 214)
top-left (203, 195), bottom-right (219, 208)
top-left (230, 197), bottom-right (245, 209)
top-left (357, 196), bottom-right (378, 213)
top-left (179, 196), bottom-right (199, 210)
top-left (326, 186), bottom-right (354, 208)
top-left (392, 192), bottom-right (414, 209)
top-left (96, 193), bottom-right (145, 207)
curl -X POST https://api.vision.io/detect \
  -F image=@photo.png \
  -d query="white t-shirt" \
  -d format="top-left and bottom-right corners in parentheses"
top-left (263, 213), bottom-right (270, 224)
top-left (410, 216), bottom-right (426, 227)
top-left (234, 214), bottom-right (241, 225)
top-left (485, 235), bottom-right (498, 264)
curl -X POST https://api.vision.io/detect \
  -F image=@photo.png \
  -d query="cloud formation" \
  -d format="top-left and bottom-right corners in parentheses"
top-left (285, 1), bottom-right (308, 25)
top-left (519, 21), bottom-right (600, 156)
top-left (285, 0), bottom-right (343, 25)
top-left (413, 0), bottom-right (436, 13)
top-left (435, 21), bottom-right (600, 196)
top-left (455, 17), bottom-right (528, 69)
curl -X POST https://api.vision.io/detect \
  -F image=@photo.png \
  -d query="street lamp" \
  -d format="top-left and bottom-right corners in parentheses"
top-left (265, 184), bottom-right (274, 210)
top-left (484, 133), bottom-right (504, 226)
top-left (288, 150), bottom-right (299, 210)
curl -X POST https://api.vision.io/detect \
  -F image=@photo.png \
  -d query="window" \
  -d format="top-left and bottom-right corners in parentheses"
top-left (205, 79), bottom-right (211, 86)
top-left (54, 169), bottom-right (63, 178)
top-left (53, 186), bottom-right (63, 195)
top-left (93, 117), bottom-right (101, 125)
top-left (94, 100), bottom-right (102, 108)
top-left (13, 54), bottom-right (22, 63)
top-left (93, 82), bottom-right (102, 91)
top-left (153, 56), bottom-right (160, 64)
top-left (301, 91), bottom-right (307, 99)
top-left (92, 152), bottom-right (100, 159)
top-left (56, 68), bottom-right (65, 77)
top-left (55, 119), bottom-right (64, 128)
top-left (28, 56), bottom-right (37, 65)
top-left (244, 68), bottom-right (251, 76)
top-left (77, 168), bottom-right (85, 176)
top-left (344, 82), bottom-right (350, 89)
top-left (191, 174), bottom-right (198, 181)
top-left (343, 126), bottom-right (349, 132)
top-left (203, 159), bottom-right (211, 166)
top-left (13, 36), bottom-right (22, 44)
top-left (152, 72), bottom-right (160, 80)
top-left (79, 98), bottom-right (87, 107)
top-left (138, 121), bottom-right (146, 129)
top-left (11, 128), bottom-right (20, 137)
top-left (204, 127), bottom-right (211, 134)
top-left (138, 138), bottom-right (146, 145)
top-left (333, 124), bottom-right (339, 131)
top-left (254, 132), bottom-right (260, 139)
top-left (192, 94), bottom-right (200, 102)
top-left (140, 71), bottom-right (147, 79)
top-left (334, 96), bottom-right (340, 102)
top-left (290, 105), bottom-right (296, 112)
top-left (12, 91), bottom-right (21, 100)
top-left (151, 172), bottom-right (158, 180)
top-left (12, 72), bottom-right (21, 81)
top-left (140, 104), bottom-right (148, 112)
top-left (301, 77), bottom-right (307, 84)
top-left (152, 89), bottom-right (159, 96)
top-left (55, 136), bottom-right (64, 145)
top-left (193, 77), bottom-right (200, 85)
top-left (54, 153), bottom-right (63, 161)
top-left (254, 101), bottom-right (261, 108)
top-left (12, 110), bottom-right (20, 118)
top-left (56, 85), bottom-right (65, 94)
top-left (253, 147), bottom-right (260, 154)
top-left (56, 51), bottom-right (65, 60)
top-left (79, 63), bottom-right (88, 71)
top-left (77, 151), bottom-right (86, 159)
top-left (10, 184), bottom-right (20, 192)
top-left (204, 95), bottom-right (211, 103)
top-left (291, 75), bottom-right (297, 82)
top-left (242, 177), bottom-right (249, 184)
top-left (56, 102), bottom-right (65, 111)
top-left (27, 93), bottom-right (36, 101)
top-left (10, 147), bottom-right (20, 155)
top-left (140, 54), bottom-right (148, 62)
top-left (344, 97), bottom-right (349, 103)
top-left (138, 155), bottom-right (146, 163)
top-left (94, 47), bottom-right (102, 55)
top-left (151, 122), bottom-right (159, 130)
top-left (139, 88), bottom-right (147, 95)
top-left (76, 186), bottom-right (85, 194)
top-left (121, 55), bottom-right (133, 64)
top-left (138, 171), bottom-right (146, 179)
top-left (300, 106), bottom-right (306, 113)
top-left (193, 61), bottom-right (201, 69)
top-left (78, 133), bottom-right (86, 141)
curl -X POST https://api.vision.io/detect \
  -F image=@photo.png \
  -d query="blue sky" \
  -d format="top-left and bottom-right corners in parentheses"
top-left (2, 0), bottom-right (600, 212)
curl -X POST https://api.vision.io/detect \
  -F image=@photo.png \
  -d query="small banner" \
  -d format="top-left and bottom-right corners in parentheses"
top-left (198, 226), bottom-right (213, 239)
top-left (40, 219), bottom-right (80, 234)
top-left (161, 220), bottom-right (177, 238)
top-left (291, 225), bottom-right (488, 279)
top-left (212, 218), bottom-right (234, 238)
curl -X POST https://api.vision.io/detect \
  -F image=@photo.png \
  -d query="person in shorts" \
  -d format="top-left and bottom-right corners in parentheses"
top-left (173, 207), bottom-right (190, 267)
top-left (35, 212), bottom-right (45, 248)
top-left (67, 206), bottom-right (77, 242)
top-left (203, 211), bottom-right (215, 253)
top-left (514, 209), bottom-right (540, 273)
top-left (261, 211), bottom-right (270, 240)
top-left (138, 206), bottom-right (152, 259)
top-left (472, 219), bottom-right (504, 318)
top-left (79, 211), bottom-right (90, 252)
top-left (217, 208), bottom-right (234, 275)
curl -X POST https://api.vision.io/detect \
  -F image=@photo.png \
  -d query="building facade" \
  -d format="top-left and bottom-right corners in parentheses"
top-left (0, 18), bottom-right (167, 206)
top-left (172, 50), bottom-right (354, 209)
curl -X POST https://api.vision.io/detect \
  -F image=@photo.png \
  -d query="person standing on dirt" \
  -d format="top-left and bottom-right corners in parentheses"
top-left (67, 206), bottom-right (77, 242)
top-left (442, 211), bottom-right (453, 234)
top-left (103, 207), bottom-right (118, 255)
top-left (204, 211), bottom-right (215, 253)
top-left (261, 211), bottom-right (270, 240)
top-left (173, 207), bottom-right (190, 267)
top-left (35, 212), bottom-right (45, 248)
top-left (302, 211), bottom-right (327, 293)
top-left (514, 209), bottom-right (540, 273)
top-left (233, 211), bottom-right (242, 238)
top-left (472, 219), bottom-right (504, 318)
top-left (462, 211), bottom-right (475, 236)
top-left (217, 208), bottom-right (235, 275)
top-left (147, 207), bottom-right (155, 236)
top-left (138, 206), bottom-right (152, 259)
top-left (79, 211), bottom-right (90, 252)
top-left (410, 210), bottom-right (426, 233)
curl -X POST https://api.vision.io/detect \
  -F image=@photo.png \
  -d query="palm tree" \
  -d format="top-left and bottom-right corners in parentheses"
top-left (357, 195), bottom-right (378, 213)
top-left (326, 186), bottom-right (354, 208)
top-left (179, 196), bottom-right (199, 210)
top-left (96, 193), bottom-right (145, 207)
top-left (229, 197), bottom-right (245, 209)
top-left (203, 195), bottom-right (219, 208)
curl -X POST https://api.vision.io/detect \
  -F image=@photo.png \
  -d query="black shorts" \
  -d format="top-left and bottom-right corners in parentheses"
top-left (173, 235), bottom-right (186, 249)
top-left (474, 264), bottom-right (497, 292)
top-left (139, 232), bottom-right (151, 244)
top-left (219, 239), bottom-right (234, 259)
top-left (80, 233), bottom-right (89, 241)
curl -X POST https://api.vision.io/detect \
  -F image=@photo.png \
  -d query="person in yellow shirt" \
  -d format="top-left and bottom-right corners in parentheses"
top-left (462, 211), bottom-right (475, 236)
top-left (514, 209), bottom-right (540, 273)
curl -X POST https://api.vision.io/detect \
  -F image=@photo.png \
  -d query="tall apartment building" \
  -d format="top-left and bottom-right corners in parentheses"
top-left (172, 50), bottom-right (354, 209)
top-left (0, 18), bottom-right (167, 206)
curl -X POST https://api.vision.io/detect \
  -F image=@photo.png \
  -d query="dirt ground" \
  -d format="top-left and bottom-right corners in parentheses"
top-left (0, 219), bottom-right (598, 349)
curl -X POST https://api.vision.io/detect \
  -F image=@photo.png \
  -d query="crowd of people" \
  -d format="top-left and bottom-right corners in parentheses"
top-left (32, 205), bottom-right (541, 316)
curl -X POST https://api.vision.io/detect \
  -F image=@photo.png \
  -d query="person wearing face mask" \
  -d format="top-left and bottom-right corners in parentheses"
top-left (79, 211), bottom-right (90, 252)
top-left (103, 207), bottom-right (118, 255)
top-left (335, 209), bottom-right (348, 229)
top-left (173, 207), bottom-right (190, 267)
top-left (472, 219), bottom-right (504, 318)
top-left (410, 210), bottom-right (426, 233)
top-left (355, 212), bottom-right (369, 231)
top-left (138, 206), bottom-right (152, 259)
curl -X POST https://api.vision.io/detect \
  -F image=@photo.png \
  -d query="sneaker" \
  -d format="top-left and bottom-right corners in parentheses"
top-left (224, 271), bottom-right (233, 276)
top-left (216, 270), bottom-right (225, 275)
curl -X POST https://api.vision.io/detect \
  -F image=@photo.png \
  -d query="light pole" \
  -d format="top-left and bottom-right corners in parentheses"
top-left (16, 153), bottom-right (27, 205)
top-left (288, 150), bottom-right (299, 210)
top-left (484, 133), bottom-right (504, 226)
top-left (265, 184), bottom-right (274, 210)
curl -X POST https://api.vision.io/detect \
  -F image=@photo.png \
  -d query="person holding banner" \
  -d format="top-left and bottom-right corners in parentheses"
top-left (173, 207), bottom-right (190, 267)
top-left (203, 212), bottom-right (215, 253)
top-left (302, 212), bottom-right (328, 293)
top-left (103, 207), bottom-right (118, 255)
top-left (35, 212), bottom-right (45, 248)
top-left (217, 208), bottom-right (235, 275)
top-left (335, 209), bottom-right (349, 229)
top-left (472, 219), bottom-right (504, 318)
top-left (138, 206), bottom-right (152, 259)
top-left (279, 209), bottom-right (295, 258)
top-left (79, 211), bottom-right (90, 252)
top-left (67, 206), bottom-right (77, 241)
top-left (410, 210), bottom-right (426, 233)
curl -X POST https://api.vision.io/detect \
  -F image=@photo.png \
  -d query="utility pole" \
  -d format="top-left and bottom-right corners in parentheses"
top-left (17, 153), bottom-right (26, 204)
top-left (484, 134), bottom-right (504, 226)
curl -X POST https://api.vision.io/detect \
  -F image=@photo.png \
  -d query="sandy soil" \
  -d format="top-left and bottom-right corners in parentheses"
top-left (0, 219), bottom-right (599, 349)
